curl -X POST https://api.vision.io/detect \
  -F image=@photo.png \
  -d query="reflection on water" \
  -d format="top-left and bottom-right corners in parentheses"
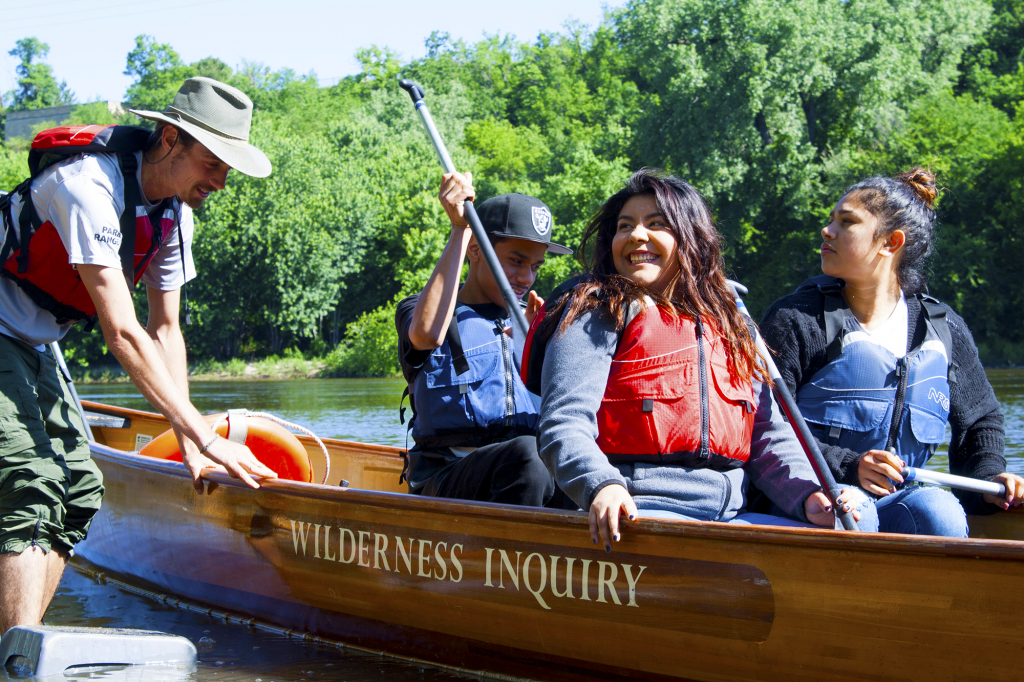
top-left (81, 377), bottom-right (412, 447)
top-left (47, 566), bottom-right (486, 682)
top-left (926, 369), bottom-right (1024, 475)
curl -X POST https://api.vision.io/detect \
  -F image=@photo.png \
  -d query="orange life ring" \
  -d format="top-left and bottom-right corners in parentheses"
top-left (140, 413), bottom-right (313, 483)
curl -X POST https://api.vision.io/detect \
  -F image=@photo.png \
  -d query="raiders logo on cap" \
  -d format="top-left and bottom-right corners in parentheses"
top-left (531, 206), bottom-right (552, 236)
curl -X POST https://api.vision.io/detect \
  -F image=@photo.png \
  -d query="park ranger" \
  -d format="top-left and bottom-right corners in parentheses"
top-left (0, 77), bottom-right (276, 632)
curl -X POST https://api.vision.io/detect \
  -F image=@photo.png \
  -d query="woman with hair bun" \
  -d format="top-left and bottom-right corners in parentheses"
top-left (761, 168), bottom-right (1024, 537)
top-left (523, 169), bottom-right (872, 550)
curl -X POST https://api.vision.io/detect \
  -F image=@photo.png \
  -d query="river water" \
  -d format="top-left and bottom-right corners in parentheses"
top-left (42, 370), bottom-right (1023, 681)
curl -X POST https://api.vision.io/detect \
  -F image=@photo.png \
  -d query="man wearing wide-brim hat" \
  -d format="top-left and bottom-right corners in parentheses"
top-left (0, 77), bottom-right (275, 632)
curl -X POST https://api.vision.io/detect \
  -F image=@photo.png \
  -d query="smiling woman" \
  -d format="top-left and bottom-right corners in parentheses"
top-left (522, 168), bottom-right (874, 550)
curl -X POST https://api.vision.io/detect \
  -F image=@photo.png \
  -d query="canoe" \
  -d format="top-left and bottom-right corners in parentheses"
top-left (78, 400), bottom-right (1024, 682)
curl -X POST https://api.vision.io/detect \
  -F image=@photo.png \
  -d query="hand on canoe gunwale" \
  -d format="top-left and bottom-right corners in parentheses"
top-left (175, 430), bottom-right (278, 493)
top-left (590, 485), bottom-right (864, 550)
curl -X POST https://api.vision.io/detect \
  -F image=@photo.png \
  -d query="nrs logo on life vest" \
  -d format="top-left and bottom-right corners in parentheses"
top-left (928, 387), bottom-right (950, 411)
top-left (531, 206), bottom-right (551, 236)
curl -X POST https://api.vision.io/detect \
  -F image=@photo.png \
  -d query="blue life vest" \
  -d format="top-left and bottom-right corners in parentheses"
top-left (794, 277), bottom-right (955, 469)
top-left (408, 304), bottom-right (539, 450)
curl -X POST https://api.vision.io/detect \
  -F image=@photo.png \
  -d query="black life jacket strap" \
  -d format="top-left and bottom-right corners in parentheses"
top-left (0, 189), bottom-right (21, 268)
top-left (445, 308), bottom-right (470, 376)
top-left (399, 385), bottom-right (411, 426)
top-left (175, 205), bottom-right (191, 325)
top-left (398, 385), bottom-right (412, 485)
top-left (15, 183), bottom-right (40, 274)
top-left (117, 151), bottom-right (141, 289)
top-left (817, 279), bottom-right (846, 362)
top-left (919, 294), bottom-right (956, 384)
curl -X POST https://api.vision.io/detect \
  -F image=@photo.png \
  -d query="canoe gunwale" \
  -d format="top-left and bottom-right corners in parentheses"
top-left (88, 440), bottom-right (1024, 562)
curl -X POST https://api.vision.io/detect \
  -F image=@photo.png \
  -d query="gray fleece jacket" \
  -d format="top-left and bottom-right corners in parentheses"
top-left (538, 306), bottom-right (821, 522)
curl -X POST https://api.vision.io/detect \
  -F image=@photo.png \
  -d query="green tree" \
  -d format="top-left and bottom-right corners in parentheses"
top-left (123, 35), bottom-right (196, 112)
top-left (191, 57), bottom-right (232, 83)
top-left (5, 37), bottom-right (74, 110)
top-left (961, 0), bottom-right (1024, 110)
top-left (0, 146), bottom-right (27, 192)
top-left (613, 0), bottom-right (991, 314)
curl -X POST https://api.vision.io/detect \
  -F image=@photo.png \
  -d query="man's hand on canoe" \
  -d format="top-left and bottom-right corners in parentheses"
top-left (177, 432), bottom-right (278, 492)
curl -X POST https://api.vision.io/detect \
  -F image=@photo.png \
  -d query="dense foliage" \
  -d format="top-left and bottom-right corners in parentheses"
top-left (2, 0), bottom-right (1023, 372)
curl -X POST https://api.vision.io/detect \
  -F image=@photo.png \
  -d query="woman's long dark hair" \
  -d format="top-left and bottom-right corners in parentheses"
top-left (547, 168), bottom-right (768, 385)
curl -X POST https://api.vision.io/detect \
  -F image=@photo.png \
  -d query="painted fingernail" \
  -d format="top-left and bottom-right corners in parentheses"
top-left (628, 515), bottom-right (636, 521)
top-left (592, 538), bottom-right (597, 544)
top-left (605, 545), bottom-right (612, 552)
top-left (824, 506), bottom-right (832, 513)
top-left (843, 505), bottom-right (851, 512)
top-left (613, 534), bottom-right (620, 542)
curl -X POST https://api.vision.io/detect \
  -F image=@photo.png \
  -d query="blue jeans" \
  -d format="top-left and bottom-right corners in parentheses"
top-left (640, 488), bottom-right (879, 531)
top-left (874, 485), bottom-right (968, 537)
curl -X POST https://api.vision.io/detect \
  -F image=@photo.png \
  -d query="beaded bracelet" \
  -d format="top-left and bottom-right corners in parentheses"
top-left (198, 434), bottom-right (219, 455)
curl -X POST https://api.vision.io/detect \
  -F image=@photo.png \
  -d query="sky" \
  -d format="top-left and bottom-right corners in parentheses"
top-left (0, 0), bottom-right (623, 105)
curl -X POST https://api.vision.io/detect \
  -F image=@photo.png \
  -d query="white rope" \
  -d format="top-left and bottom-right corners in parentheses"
top-left (212, 411), bottom-right (331, 485)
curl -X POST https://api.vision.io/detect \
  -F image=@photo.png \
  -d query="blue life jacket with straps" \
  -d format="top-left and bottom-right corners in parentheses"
top-left (794, 275), bottom-right (956, 469)
top-left (403, 303), bottom-right (539, 451)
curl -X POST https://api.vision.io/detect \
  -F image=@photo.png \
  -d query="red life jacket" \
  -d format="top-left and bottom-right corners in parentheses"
top-left (597, 304), bottom-right (755, 469)
top-left (1, 208), bottom-right (174, 325)
top-left (522, 280), bottom-right (756, 470)
top-left (0, 125), bottom-right (188, 327)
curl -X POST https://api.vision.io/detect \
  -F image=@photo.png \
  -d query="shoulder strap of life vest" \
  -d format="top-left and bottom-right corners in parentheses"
top-left (918, 293), bottom-right (956, 383)
top-left (445, 305), bottom-right (470, 376)
top-left (801, 275), bottom-right (956, 380)
top-left (13, 125), bottom-right (152, 289)
top-left (808, 275), bottom-right (847, 362)
top-left (116, 151), bottom-right (140, 288)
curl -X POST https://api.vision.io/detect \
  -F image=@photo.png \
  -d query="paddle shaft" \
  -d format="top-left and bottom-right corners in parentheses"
top-left (50, 341), bottom-right (94, 442)
top-left (903, 466), bottom-right (1006, 496)
top-left (398, 79), bottom-right (530, 343)
top-left (728, 282), bottom-right (859, 531)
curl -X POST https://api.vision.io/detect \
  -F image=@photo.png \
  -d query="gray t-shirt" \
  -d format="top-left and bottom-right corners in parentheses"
top-left (0, 150), bottom-right (196, 347)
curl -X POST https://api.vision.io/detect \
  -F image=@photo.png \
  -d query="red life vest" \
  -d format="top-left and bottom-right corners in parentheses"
top-left (1, 207), bottom-right (174, 325)
top-left (522, 281), bottom-right (756, 470)
top-left (597, 304), bottom-right (755, 469)
top-left (0, 125), bottom-right (185, 326)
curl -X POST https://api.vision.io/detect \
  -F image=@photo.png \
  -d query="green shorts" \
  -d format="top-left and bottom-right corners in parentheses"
top-left (0, 333), bottom-right (103, 555)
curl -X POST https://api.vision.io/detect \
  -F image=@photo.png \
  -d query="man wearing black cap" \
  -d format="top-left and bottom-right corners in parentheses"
top-left (395, 171), bottom-right (571, 506)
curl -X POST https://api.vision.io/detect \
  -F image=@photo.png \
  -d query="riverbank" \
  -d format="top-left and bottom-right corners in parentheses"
top-left (70, 356), bottom-right (1021, 384)
top-left (71, 356), bottom-right (401, 384)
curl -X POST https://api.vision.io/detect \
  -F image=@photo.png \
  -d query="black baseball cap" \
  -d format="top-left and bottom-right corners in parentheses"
top-left (475, 193), bottom-right (572, 255)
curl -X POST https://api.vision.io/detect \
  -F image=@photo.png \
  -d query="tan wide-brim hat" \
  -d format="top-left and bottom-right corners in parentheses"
top-left (129, 77), bottom-right (271, 178)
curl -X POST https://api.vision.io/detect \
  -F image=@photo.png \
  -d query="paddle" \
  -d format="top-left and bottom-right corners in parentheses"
top-left (728, 281), bottom-right (860, 531)
top-left (50, 341), bottom-right (94, 442)
top-left (398, 79), bottom-right (531, 354)
top-left (902, 466), bottom-right (1007, 496)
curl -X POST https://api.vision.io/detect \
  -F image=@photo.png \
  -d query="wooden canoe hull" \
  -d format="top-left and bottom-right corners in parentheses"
top-left (78, 402), bottom-right (1024, 681)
